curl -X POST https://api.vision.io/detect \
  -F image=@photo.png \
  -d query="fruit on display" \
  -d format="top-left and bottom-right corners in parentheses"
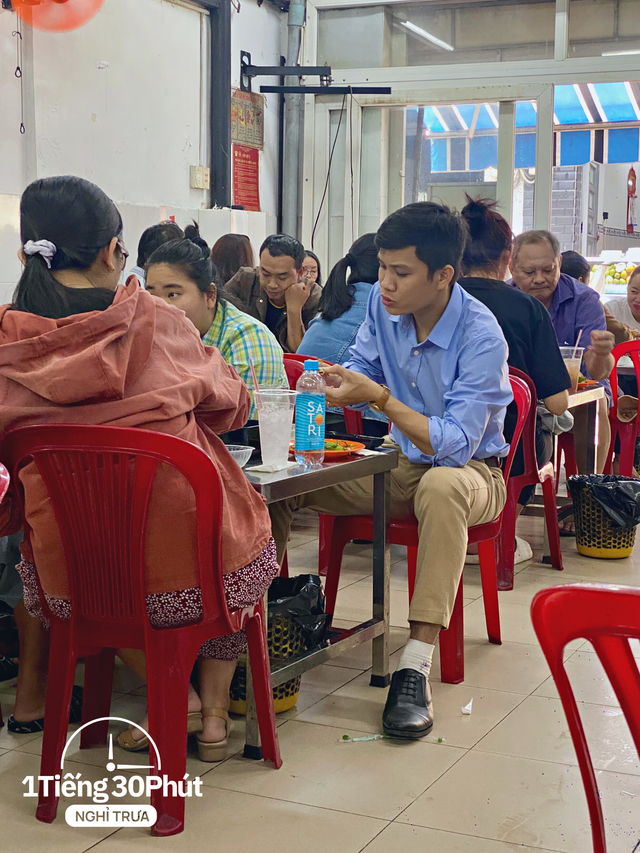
top-left (604, 262), bottom-right (637, 285)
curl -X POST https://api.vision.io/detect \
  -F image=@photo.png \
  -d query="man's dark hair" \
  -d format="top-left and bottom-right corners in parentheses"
top-left (259, 234), bottom-right (305, 268)
top-left (137, 221), bottom-right (184, 267)
top-left (561, 250), bottom-right (590, 283)
top-left (375, 202), bottom-right (468, 282)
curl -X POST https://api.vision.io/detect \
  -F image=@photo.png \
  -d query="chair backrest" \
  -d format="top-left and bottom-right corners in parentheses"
top-left (609, 339), bottom-right (640, 412)
top-left (502, 374), bottom-right (531, 482)
top-left (508, 366), bottom-right (539, 478)
top-left (283, 356), bottom-right (306, 390)
top-left (1, 424), bottom-right (231, 635)
top-left (531, 583), bottom-right (640, 853)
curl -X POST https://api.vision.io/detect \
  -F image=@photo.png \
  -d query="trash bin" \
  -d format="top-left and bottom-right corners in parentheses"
top-left (568, 474), bottom-right (640, 559)
top-left (229, 575), bottom-right (331, 715)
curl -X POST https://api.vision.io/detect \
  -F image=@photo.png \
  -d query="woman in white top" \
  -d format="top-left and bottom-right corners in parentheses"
top-left (606, 267), bottom-right (640, 332)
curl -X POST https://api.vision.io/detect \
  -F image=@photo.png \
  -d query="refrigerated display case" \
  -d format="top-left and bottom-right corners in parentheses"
top-left (587, 249), bottom-right (640, 301)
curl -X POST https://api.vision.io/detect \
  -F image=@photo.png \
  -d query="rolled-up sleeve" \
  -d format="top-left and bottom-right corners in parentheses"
top-left (428, 335), bottom-right (512, 467)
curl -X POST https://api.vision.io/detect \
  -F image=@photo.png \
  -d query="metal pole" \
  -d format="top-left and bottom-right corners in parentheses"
top-left (210, 0), bottom-right (232, 208)
top-left (282, 0), bottom-right (306, 238)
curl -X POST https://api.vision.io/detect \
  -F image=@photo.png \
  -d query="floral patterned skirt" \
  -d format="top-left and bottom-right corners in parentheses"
top-left (17, 538), bottom-right (280, 660)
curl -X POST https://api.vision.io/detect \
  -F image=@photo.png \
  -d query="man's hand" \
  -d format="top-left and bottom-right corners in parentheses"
top-left (284, 274), bottom-right (313, 313)
top-left (587, 329), bottom-right (615, 358)
top-left (321, 364), bottom-right (381, 407)
top-left (583, 329), bottom-right (615, 380)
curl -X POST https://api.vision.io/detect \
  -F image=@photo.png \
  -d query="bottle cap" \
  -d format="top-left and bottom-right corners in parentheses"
top-left (304, 360), bottom-right (320, 370)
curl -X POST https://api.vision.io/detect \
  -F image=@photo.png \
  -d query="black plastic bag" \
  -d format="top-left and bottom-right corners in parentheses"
top-left (568, 474), bottom-right (640, 529)
top-left (268, 574), bottom-right (331, 650)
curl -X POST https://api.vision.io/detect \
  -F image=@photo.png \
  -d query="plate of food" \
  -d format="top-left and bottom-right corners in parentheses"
top-left (289, 438), bottom-right (366, 460)
top-left (577, 375), bottom-right (599, 387)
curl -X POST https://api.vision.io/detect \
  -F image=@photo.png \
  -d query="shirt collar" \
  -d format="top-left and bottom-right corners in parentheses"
top-left (387, 282), bottom-right (463, 350)
top-left (202, 299), bottom-right (226, 347)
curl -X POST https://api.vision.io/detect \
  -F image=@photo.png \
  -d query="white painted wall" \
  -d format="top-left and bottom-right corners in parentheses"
top-left (0, 0), bottom-right (284, 304)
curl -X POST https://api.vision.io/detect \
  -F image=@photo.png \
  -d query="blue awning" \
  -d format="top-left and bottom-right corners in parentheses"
top-left (418, 82), bottom-right (639, 133)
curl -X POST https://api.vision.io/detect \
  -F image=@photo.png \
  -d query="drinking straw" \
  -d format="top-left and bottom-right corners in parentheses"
top-left (573, 329), bottom-right (583, 360)
top-left (249, 358), bottom-right (263, 412)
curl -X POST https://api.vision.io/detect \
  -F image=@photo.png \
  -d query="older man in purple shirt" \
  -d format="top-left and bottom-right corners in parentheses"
top-left (509, 231), bottom-right (614, 503)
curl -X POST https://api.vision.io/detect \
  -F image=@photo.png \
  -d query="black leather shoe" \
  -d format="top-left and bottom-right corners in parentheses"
top-left (382, 668), bottom-right (434, 739)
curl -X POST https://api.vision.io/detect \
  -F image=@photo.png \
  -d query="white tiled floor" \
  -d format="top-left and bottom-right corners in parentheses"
top-left (1, 509), bottom-right (639, 852)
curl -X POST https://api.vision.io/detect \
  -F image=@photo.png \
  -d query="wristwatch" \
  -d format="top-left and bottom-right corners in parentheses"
top-left (370, 385), bottom-right (391, 414)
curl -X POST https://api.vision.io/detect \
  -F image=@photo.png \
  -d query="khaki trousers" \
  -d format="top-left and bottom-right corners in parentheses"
top-left (269, 446), bottom-right (506, 629)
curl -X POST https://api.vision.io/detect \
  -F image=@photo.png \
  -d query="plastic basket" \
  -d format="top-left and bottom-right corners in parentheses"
top-left (573, 483), bottom-right (637, 559)
top-left (229, 612), bottom-right (303, 715)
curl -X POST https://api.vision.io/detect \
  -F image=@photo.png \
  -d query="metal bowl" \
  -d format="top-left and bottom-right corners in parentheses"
top-left (226, 445), bottom-right (254, 468)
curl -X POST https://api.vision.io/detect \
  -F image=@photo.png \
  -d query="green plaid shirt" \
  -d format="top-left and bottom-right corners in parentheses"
top-left (202, 299), bottom-right (288, 419)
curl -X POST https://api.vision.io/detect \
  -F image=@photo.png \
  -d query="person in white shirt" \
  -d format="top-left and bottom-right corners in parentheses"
top-left (606, 267), bottom-right (640, 332)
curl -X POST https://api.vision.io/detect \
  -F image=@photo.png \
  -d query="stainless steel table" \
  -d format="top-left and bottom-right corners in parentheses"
top-left (241, 448), bottom-right (399, 759)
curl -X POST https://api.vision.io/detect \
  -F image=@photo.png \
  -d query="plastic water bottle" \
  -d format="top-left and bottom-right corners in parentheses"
top-left (295, 360), bottom-right (326, 467)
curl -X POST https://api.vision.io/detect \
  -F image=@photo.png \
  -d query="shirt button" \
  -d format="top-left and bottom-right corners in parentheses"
top-left (414, 350), bottom-right (419, 356)
top-left (412, 382), bottom-right (417, 387)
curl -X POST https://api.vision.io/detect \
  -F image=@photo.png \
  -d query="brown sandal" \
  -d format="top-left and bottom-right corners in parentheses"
top-left (196, 708), bottom-right (233, 762)
top-left (117, 711), bottom-right (203, 752)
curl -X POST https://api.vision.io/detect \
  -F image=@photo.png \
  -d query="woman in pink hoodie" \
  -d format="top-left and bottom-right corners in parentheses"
top-left (0, 176), bottom-right (278, 762)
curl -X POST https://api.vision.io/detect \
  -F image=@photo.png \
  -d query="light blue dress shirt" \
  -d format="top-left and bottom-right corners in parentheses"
top-left (344, 282), bottom-right (512, 467)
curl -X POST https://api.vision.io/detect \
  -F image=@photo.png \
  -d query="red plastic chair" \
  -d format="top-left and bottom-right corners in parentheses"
top-left (555, 432), bottom-right (578, 493)
top-left (0, 461), bottom-right (11, 730)
top-left (1, 424), bottom-right (281, 836)
top-left (318, 375), bottom-right (531, 684)
top-left (531, 583), bottom-right (640, 853)
top-left (604, 340), bottom-right (640, 476)
top-left (498, 367), bottom-right (563, 590)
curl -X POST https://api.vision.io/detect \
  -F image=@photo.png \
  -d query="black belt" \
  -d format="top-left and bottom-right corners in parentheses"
top-left (482, 456), bottom-right (502, 469)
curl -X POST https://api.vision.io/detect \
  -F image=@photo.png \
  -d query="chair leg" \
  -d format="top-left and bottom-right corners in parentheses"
top-left (36, 620), bottom-right (76, 824)
top-left (280, 551), bottom-right (289, 578)
top-left (439, 583), bottom-right (464, 685)
top-left (478, 539), bottom-right (501, 645)
top-left (407, 546), bottom-right (418, 603)
top-left (497, 486), bottom-right (517, 591)
top-left (318, 514), bottom-right (335, 577)
top-left (619, 425), bottom-right (636, 477)
top-left (146, 635), bottom-right (192, 837)
top-left (324, 518), bottom-right (352, 617)
top-left (80, 647), bottom-right (116, 748)
top-left (604, 419), bottom-right (618, 475)
top-left (246, 603), bottom-right (282, 769)
top-left (541, 477), bottom-right (564, 571)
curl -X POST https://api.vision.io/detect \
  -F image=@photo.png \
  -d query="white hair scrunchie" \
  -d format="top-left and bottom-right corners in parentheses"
top-left (23, 239), bottom-right (57, 269)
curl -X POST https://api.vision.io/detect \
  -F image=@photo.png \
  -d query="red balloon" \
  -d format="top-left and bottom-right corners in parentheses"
top-left (13, 0), bottom-right (106, 32)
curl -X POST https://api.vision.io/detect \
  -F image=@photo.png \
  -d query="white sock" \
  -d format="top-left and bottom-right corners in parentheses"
top-left (397, 639), bottom-right (436, 679)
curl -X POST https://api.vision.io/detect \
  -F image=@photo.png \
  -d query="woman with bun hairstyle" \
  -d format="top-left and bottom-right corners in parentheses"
top-left (0, 176), bottom-right (279, 761)
top-left (459, 196), bottom-right (571, 562)
top-left (146, 223), bottom-right (287, 419)
top-left (298, 233), bottom-right (378, 365)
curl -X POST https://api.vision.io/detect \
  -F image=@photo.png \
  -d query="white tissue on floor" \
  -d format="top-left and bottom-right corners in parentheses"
top-left (461, 699), bottom-right (473, 715)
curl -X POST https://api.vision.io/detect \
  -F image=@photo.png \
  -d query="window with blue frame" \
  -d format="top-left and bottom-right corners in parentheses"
top-left (469, 135), bottom-right (497, 171)
top-left (560, 131), bottom-right (591, 166)
top-left (608, 128), bottom-right (640, 165)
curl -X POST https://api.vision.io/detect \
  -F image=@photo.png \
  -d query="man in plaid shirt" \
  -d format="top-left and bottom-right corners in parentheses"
top-left (202, 297), bottom-right (288, 419)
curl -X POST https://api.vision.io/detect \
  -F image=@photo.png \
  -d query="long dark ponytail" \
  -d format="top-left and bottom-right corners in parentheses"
top-left (319, 233), bottom-right (379, 322)
top-left (14, 176), bottom-right (123, 319)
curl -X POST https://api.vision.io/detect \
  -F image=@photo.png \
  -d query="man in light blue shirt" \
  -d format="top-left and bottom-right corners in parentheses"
top-left (270, 202), bottom-right (512, 739)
